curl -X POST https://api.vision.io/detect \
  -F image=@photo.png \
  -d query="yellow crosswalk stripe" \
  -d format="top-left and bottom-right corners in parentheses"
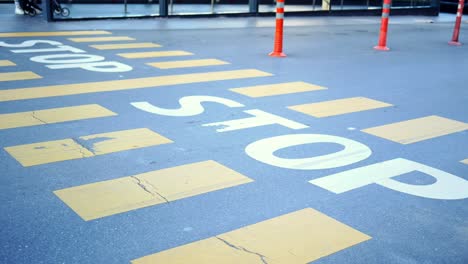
top-left (90, 43), bottom-right (162, 50)
top-left (54, 160), bottom-right (253, 221)
top-left (0, 104), bottom-right (116, 130)
top-left (230, 81), bottom-right (327, 98)
top-left (68, 36), bottom-right (135, 42)
top-left (132, 208), bottom-right (371, 264)
top-left (0, 69), bottom-right (272, 102)
top-left (4, 128), bottom-right (172, 167)
top-left (0, 31), bottom-right (112, 37)
top-left (460, 159), bottom-right (468, 165)
top-left (0, 71), bottom-right (41, 82)
top-left (147, 59), bottom-right (229, 69)
top-left (118, 51), bottom-right (193, 58)
top-left (288, 97), bottom-right (392, 118)
top-left (362, 115), bottom-right (468, 144)
top-left (0, 60), bottom-right (16, 67)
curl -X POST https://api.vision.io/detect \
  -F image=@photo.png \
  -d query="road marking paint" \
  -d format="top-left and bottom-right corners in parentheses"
top-left (90, 43), bottom-right (162, 50)
top-left (78, 128), bottom-right (172, 155)
top-left (0, 71), bottom-right (41, 82)
top-left (0, 69), bottom-right (272, 102)
top-left (288, 97), bottom-right (392, 117)
top-left (0, 60), bottom-right (16, 66)
top-left (230, 81), bottom-right (326, 98)
top-left (5, 139), bottom-right (94, 167)
top-left (362, 115), bottom-right (468, 144)
top-left (461, 159), bottom-right (468, 165)
top-left (68, 36), bottom-right (135, 42)
top-left (4, 128), bottom-right (172, 167)
top-left (0, 31), bottom-right (112, 37)
top-left (0, 104), bottom-right (117, 130)
top-left (147, 59), bottom-right (229, 69)
top-left (118, 51), bottom-right (193, 58)
top-left (54, 160), bottom-right (253, 221)
top-left (131, 208), bottom-right (371, 264)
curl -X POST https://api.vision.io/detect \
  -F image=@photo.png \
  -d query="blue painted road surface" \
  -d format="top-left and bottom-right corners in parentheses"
top-left (0, 15), bottom-right (467, 264)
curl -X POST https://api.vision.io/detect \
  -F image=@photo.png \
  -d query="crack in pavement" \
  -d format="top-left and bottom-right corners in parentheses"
top-left (215, 236), bottom-right (268, 264)
top-left (131, 176), bottom-right (169, 203)
top-left (31, 111), bottom-right (48, 124)
top-left (71, 139), bottom-right (94, 158)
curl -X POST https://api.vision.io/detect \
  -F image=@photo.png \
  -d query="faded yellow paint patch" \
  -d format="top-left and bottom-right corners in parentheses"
top-left (118, 51), bottom-right (193, 58)
top-left (461, 159), bottom-right (468, 165)
top-left (288, 97), bottom-right (393, 118)
top-left (79, 128), bottom-right (172, 155)
top-left (5, 139), bottom-right (94, 167)
top-left (0, 71), bottom-right (41, 82)
top-left (132, 208), bottom-right (371, 264)
top-left (54, 160), bottom-right (253, 221)
top-left (0, 60), bottom-right (16, 67)
top-left (0, 31), bottom-right (112, 37)
top-left (0, 69), bottom-right (272, 102)
top-left (362, 115), bottom-right (468, 144)
top-left (5, 128), bottom-right (172, 166)
top-left (0, 104), bottom-right (117, 130)
top-left (90, 43), bottom-right (161, 50)
top-left (148, 59), bottom-right (229, 69)
top-left (68, 36), bottom-right (135, 42)
top-left (230, 81), bottom-right (327, 98)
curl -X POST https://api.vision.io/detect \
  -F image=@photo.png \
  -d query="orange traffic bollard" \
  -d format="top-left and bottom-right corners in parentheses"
top-left (374, 0), bottom-right (392, 51)
top-left (269, 0), bottom-right (286, 57)
top-left (449, 0), bottom-right (465, 46)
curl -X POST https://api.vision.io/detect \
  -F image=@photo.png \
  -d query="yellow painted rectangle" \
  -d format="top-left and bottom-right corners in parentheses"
top-left (0, 60), bottom-right (16, 67)
top-left (0, 104), bottom-right (117, 130)
top-left (288, 97), bottom-right (393, 118)
top-left (79, 128), bottom-right (172, 155)
top-left (54, 160), bottom-right (253, 221)
top-left (68, 36), bottom-right (135, 42)
top-left (147, 59), bottom-right (229, 69)
top-left (230, 81), bottom-right (327, 98)
top-left (4, 128), bottom-right (172, 167)
top-left (5, 139), bottom-right (94, 167)
top-left (362, 115), bottom-right (468, 144)
top-left (90, 43), bottom-right (161, 50)
top-left (0, 71), bottom-right (41, 82)
top-left (460, 159), bottom-right (468, 165)
top-left (132, 208), bottom-right (371, 264)
top-left (0, 69), bottom-right (272, 102)
top-left (118, 51), bottom-right (193, 58)
top-left (0, 31), bottom-right (112, 37)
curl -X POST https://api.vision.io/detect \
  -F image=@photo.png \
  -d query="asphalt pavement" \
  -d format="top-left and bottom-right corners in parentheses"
top-left (0, 11), bottom-right (467, 264)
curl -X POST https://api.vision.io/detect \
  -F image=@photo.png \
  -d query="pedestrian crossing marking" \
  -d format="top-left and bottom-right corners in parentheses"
top-left (79, 128), bottom-right (172, 155)
top-left (230, 81), bottom-right (327, 98)
top-left (362, 115), bottom-right (468, 144)
top-left (5, 139), bottom-right (94, 167)
top-left (118, 51), bottom-right (193, 58)
top-left (0, 31), bottom-right (112, 37)
top-left (54, 160), bottom-right (253, 221)
top-left (68, 36), bottom-right (135, 42)
top-left (0, 60), bottom-right (16, 67)
top-left (0, 69), bottom-right (272, 102)
top-left (4, 128), bottom-right (172, 167)
top-left (90, 43), bottom-right (162, 50)
top-left (461, 159), bottom-right (468, 165)
top-left (147, 59), bottom-right (229, 69)
top-left (131, 208), bottom-right (371, 264)
top-left (0, 104), bottom-right (116, 130)
top-left (0, 71), bottom-right (41, 82)
top-left (288, 97), bottom-right (392, 118)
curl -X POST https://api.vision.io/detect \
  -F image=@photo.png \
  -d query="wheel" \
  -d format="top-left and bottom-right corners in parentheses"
top-left (54, 8), bottom-right (61, 15)
top-left (61, 7), bottom-right (70, 17)
top-left (27, 8), bottom-right (37, 17)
